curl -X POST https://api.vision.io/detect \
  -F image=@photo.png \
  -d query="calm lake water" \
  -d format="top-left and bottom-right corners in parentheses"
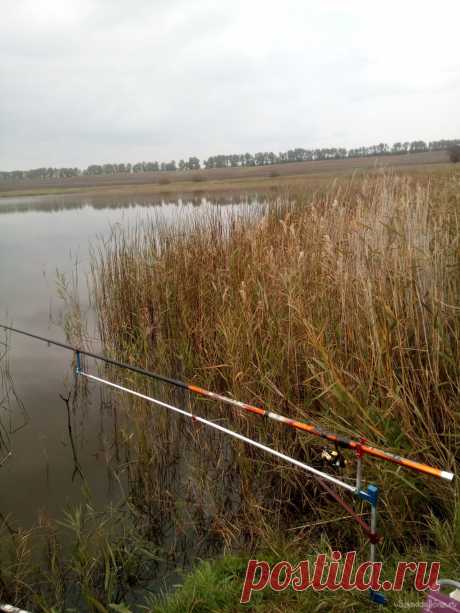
top-left (0, 191), bottom-right (260, 530)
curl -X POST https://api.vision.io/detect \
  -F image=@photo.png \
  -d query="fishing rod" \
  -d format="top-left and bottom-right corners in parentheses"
top-left (80, 369), bottom-right (381, 542)
top-left (0, 323), bottom-right (454, 482)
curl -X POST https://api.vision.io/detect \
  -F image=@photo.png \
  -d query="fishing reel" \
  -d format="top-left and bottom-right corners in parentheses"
top-left (320, 445), bottom-right (346, 470)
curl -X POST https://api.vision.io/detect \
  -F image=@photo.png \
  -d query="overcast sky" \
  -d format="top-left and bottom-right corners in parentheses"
top-left (1, 0), bottom-right (459, 170)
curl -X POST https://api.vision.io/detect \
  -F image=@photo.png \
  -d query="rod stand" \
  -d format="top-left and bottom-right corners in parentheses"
top-left (355, 437), bottom-right (366, 491)
top-left (357, 484), bottom-right (387, 605)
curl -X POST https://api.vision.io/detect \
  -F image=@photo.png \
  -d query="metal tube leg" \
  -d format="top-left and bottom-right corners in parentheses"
top-left (356, 456), bottom-right (363, 492)
top-left (370, 500), bottom-right (377, 564)
top-left (366, 485), bottom-right (387, 605)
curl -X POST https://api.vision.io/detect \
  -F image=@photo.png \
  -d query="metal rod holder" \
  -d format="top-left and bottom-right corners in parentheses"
top-left (354, 456), bottom-right (387, 606)
top-left (356, 456), bottom-right (363, 491)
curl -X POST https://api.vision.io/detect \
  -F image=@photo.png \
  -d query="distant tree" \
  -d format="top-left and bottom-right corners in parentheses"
top-left (86, 164), bottom-right (103, 175)
top-left (448, 145), bottom-right (460, 163)
top-left (102, 164), bottom-right (115, 175)
top-left (376, 143), bottom-right (389, 155)
top-left (214, 155), bottom-right (227, 168)
top-left (430, 139), bottom-right (460, 151)
top-left (409, 140), bottom-right (427, 153)
top-left (254, 152), bottom-right (265, 166)
top-left (188, 156), bottom-right (200, 170)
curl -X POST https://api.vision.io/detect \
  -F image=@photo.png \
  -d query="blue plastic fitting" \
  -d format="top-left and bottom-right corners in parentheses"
top-left (357, 483), bottom-right (379, 505)
top-left (369, 589), bottom-right (388, 605)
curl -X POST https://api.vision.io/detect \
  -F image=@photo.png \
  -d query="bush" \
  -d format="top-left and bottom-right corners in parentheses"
top-left (191, 174), bottom-right (207, 182)
top-left (158, 176), bottom-right (170, 185)
top-left (448, 145), bottom-right (460, 163)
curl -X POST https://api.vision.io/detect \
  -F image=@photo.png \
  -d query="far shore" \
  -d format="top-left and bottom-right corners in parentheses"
top-left (0, 150), bottom-right (453, 199)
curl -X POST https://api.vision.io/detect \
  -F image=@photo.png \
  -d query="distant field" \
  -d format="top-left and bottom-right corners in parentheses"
top-left (0, 150), bottom-right (451, 197)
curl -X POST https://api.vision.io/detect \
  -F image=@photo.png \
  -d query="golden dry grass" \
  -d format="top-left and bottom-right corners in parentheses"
top-left (89, 169), bottom-right (460, 556)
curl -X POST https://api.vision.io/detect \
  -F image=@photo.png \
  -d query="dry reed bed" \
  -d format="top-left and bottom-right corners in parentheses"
top-left (90, 171), bottom-right (460, 554)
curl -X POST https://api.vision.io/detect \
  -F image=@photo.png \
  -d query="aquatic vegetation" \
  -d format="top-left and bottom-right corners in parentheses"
top-left (90, 170), bottom-right (460, 555)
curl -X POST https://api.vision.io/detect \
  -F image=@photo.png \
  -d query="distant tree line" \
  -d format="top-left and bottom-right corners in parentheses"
top-left (1, 139), bottom-right (459, 182)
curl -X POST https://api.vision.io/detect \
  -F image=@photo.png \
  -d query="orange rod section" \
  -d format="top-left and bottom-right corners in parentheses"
top-left (186, 384), bottom-right (453, 481)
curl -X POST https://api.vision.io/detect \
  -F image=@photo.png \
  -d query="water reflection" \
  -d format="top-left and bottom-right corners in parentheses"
top-left (0, 343), bottom-right (128, 529)
top-left (0, 191), bottom-right (261, 215)
top-left (0, 343), bottom-right (243, 595)
top-left (0, 334), bottom-right (28, 452)
top-left (0, 191), bottom-right (265, 531)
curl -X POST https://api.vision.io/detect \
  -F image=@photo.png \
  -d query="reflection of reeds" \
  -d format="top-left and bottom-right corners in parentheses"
top-left (0, 333), bottom-right (28, 454)
top-left (0, 191), bottom-right (261, 215)
top-left (89, 172), bottom-right (460, 553)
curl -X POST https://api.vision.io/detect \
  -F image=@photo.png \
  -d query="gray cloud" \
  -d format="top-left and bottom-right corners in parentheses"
top-left (1, 0), bottom-right (459, 169)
